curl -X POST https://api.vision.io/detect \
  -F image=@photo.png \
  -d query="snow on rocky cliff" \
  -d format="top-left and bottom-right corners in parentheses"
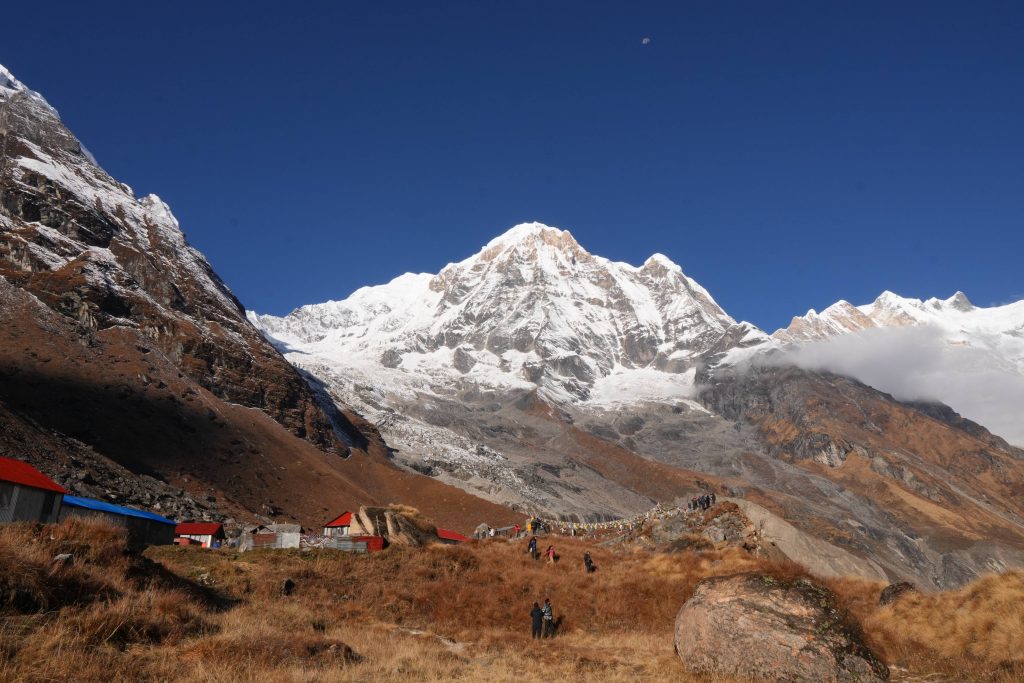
top-left (252, 222), bottom-right (769, 405)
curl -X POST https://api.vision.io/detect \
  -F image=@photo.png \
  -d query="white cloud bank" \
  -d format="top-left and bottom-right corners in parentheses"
top-left (768, 325), bottom-right (1024, 447)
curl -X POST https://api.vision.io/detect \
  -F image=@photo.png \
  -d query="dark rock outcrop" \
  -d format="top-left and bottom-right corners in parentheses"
top-left (878, 582), bottom-right (918, 606)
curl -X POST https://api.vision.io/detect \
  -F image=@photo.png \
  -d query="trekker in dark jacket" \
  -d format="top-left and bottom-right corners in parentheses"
top-left (528, 536), bottom-right (538, 560)
top-left (530, 602), bottom-right (543, 639)
top-left (583, 551), bottom-right (595, 573)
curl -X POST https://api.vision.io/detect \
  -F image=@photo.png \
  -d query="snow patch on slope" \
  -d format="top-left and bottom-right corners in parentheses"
top-left (588, 366), bottom-right (698, 406)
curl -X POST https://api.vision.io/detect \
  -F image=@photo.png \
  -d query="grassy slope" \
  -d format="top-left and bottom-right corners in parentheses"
top-left (1, 519), bottom-right (1022, 682)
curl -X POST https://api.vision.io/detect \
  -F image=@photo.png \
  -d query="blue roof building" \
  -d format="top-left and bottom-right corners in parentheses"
top-left (60, 495), bottom-right (176, 549)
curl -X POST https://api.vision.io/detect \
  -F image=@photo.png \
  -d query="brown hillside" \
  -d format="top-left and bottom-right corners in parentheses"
top-left (702, 365), bottom-right (1024, 587)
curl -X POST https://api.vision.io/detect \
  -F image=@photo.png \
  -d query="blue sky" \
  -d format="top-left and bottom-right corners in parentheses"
top-left (3, 2), bottom-right (1022, 330)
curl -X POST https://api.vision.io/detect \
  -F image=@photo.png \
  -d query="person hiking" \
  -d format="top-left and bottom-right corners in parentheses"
top-left (710, 492), bottom-right (716, 506)
top-left (514, 522), bottom-right (521, 537)
top-left (542, 598), bottom-right (554, 637)
top-left (583, 551), bottom-right (594, 573)
top-left (546, 545), bottom-right (556, 564)
top-left (528, 536), bottom-right (538, 560)
top-left (530, 602), bottom-right (544, 639)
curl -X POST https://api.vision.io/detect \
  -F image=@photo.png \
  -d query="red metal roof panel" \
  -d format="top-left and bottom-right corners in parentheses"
top-left (0, 456), bottom-right (68, 494)
top-left (324, 511), bottom-right (353, 527)
top-left (175, 522), bottom-right (224, 536)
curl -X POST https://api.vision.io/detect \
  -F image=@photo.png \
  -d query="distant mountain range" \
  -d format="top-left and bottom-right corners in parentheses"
top-left (772, 290), bottom-right (1024, 445)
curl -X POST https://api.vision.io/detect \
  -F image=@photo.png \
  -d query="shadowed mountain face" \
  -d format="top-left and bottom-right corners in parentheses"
top-left (0, 65), bottom-right (520, 532)
top-left (0, 66), bottom-right (358, 454)
top-left (256, 225), bottom-right (1024, 588)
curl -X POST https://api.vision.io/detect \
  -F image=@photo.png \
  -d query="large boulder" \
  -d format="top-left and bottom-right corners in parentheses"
top-left (674, 573), bottom-right (888, 682)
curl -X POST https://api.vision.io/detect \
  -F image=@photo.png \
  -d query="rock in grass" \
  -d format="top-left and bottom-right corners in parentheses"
top-left (878, 582), bottom-right (917, 606)
top-left (674, 573), bottom-right (888, 682)
top-left (51, 553), bottom-right (74, 568)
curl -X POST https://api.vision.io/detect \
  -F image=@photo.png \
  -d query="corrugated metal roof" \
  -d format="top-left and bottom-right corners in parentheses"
top-left (436, 528), bottom-right (469, 542)
top-left (0, 457), bottom-right (68, 494)
top-left (246, 523), bottom-right (301, 534)
top-left (353, 535), bottom-right (385, 552)
top-left (63, 495), bottom-right (175, 525)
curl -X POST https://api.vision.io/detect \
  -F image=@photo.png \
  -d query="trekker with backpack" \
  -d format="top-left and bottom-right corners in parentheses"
top-left (542, 598), bottom-right (554, 637)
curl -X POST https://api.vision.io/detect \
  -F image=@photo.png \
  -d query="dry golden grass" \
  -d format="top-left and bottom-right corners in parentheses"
top-left (863, 570), bottom-right (1024, 679)
top-left (2, 519), bottom-right (1023, 682)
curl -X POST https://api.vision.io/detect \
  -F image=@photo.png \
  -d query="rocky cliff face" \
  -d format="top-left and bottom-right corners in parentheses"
top-left (0, 64), bottom-right (357, 453)
top-left (700, 366), bottom-right (1024, 587)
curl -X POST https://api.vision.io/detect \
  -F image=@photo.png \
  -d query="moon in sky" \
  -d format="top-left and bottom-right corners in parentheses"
top-left (642, 37), bottom-right (651, 45)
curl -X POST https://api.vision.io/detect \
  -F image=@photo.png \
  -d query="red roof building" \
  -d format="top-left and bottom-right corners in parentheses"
top-left (174, 522), bottom-right (225, 549)
top-left (0, 456), bottom-right (67, 524)
top-left (0, 457), bottom-right (68, 494)
top-left (435, 528), bottom-right (470, 544)
top-left (323, 511), bottom-right (353, 537)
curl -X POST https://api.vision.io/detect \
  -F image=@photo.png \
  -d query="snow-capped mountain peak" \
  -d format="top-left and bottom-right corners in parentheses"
top-left (775, 290), bottom-right (1005, 344)
top-left (252, 224), bottom-right (752, 404)
top-left (480, 221), bottom-right (577, 251)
